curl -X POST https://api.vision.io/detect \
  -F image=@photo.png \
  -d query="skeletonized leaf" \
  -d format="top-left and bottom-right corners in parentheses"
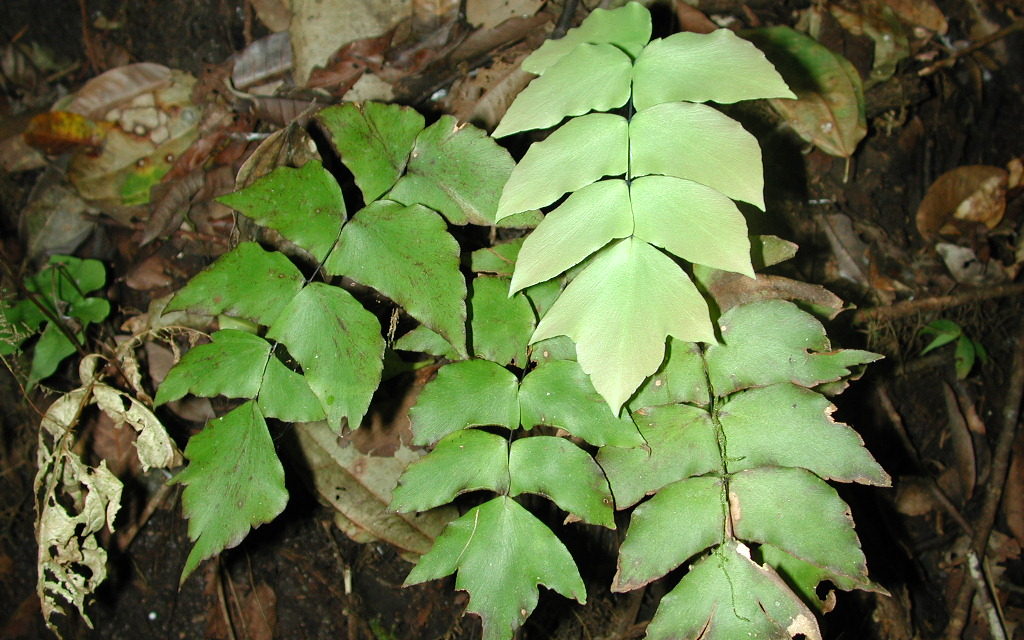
top-left (405, 496), bottom-right (586, 640)
top-left (388, 115), bottom-right (515, 225)
top-left (170, 401), bottom-right (288, 583)
top-left (509, 436), bottom-right (614, 528)
top-left (470, 276), bottom-right (535, 367)
top-left (325, 201), bottom-right (467, 356)
top-left (218, 162), bottom-right (345, 262)
top-left (391, 429), bottom-right (510, 512)
top-left (522, 3), bottom-right (651, 74)
top-left (493, 43), bottom-right (632, 138)
top-left (532, 237), bottom-right (715, 412)
top-left (518, 360), bottom-right (643, 447)
top-left (705, 300), bottom-right (881, 396)
top-left (316, 102), bottom-right (424, 202)
top-left (510, 179), bottom-right (632, 293)
top-left (630, 102), bottom-right (766, 210)
top-left (497, 113), bottom-right (628, 219)
top-left (92, 384), bottom-right (177, 470)
top-left (645, 541), bottom-right (822, 640)
top-left (730, 466), bottom-right (870, 586)
top-left (266, 282), bottom-right (384, 431)
top-left (628, 339), bottom-right (709, 410)
top-left (720, 383), bottom-right (890, 486)
top-left (744, 27), bottom-right (866, 158)
top-left (409, 360), bottom-right (520, 445)
top-left (598, 404), bottom-right (721, 509)
top-left (632, 29), bottom-right (795, 110)
top-left (631, 175), bottom-right (754, 277)
top-left (165, 243), bottom-right (305, 327)
top-left (613, 476), bottom-right (725, 591)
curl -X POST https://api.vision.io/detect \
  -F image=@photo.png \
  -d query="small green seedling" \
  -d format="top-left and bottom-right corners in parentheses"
top-left (1, 255), bottom-right (110, 388)
top-left (920, 319), bottom-right (987, 379)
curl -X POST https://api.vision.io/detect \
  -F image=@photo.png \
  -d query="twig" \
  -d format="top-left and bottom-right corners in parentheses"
top-left (965, 550), bottom-right (1008, 640)
top-left (919, 17), bottom-right (1024, 76)
top-left (852, 283), bottom-right (1024, 324)
top-left (116, 480), bottom-right (175, 550)
top-left (877, 384), bottom-right (976, 537)
top-left (552, 0), bottom-right (580, 39)
top-left (942, 320), bottom-right (1024, 639)
top-left (216, 558), bottom-right (239, 640)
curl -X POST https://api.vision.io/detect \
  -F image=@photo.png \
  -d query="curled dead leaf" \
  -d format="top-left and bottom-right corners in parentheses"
top-left (65, 62), bottom-right (173, 120)
top-left (916, 165), bottom-right (1009, 239)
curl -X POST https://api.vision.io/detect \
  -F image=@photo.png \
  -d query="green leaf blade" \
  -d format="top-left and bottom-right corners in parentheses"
top-left (631, 175), bottom-right (754, 277)
top-left (497, 113), bottom-right (628, 219)
top-left (154, 329), bottom-right (271, 406)
top-left (630, 102), bottom-right (766, 210)
top-left (405, 496), bottom-right (586, 640)
top-left (258, 358), bottom-right (326, 422)
top-left (409, 360), bottom-right (520, 445)
top-left (522, 3), bottom-right (651, 74)
top-left (730, 466), bottom-right (870, 586)
top-left (325, 201), bottom-right (467, 357)
top-left (470, 276), bottom-right (535, 367)
top-left (170, 401), bottom-right (288, 583)
top-left (706, 300), bottom-right (882, 396)
top-left (518, 359), bottom-right (644, 448)
top-left (720, 383), bottom-right (890, 486)
top-left (494, 43), bottom-right (632, 138)
top-left (598, 404), bottom-right (721, 509)
top-left (266, 282), bottom-right (384, 431)
top-left (165, 243), bottom-right (305, 327)
top-left (391, 429), bottom-right (510, 512)
top-left (509, 436), bottom-right (614, 528)
top-left (632, 29), bottom-right (795, 110)
top-left (645, 541), bottom-right (821, 640)
top-left (613, 476), bottom-right (725, 591)
top-left (316, 102), bottom-right (424, 202)
top-left (217, 162), bottom-right (345, 261)
top-left (510, 179), bottom-right (632, 293)
top-left (532, 237), bottom-right (715, 412)
top-left (388, 115), bottom-right (515, 225)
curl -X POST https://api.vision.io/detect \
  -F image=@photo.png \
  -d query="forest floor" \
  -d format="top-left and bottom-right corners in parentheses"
top-left (2, 0), bottom-right (1024, 639)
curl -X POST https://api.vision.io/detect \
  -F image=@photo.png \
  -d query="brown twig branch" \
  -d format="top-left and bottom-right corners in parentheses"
top-left (852, 283), bottom-right (1024, 325)
top-left (942, 319), bottom-right (1024, 639)
top-left (919, 17), bottom-right (1024, 76)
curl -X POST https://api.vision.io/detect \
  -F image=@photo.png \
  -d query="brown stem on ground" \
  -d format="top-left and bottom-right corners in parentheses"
top-left (919, 17), bottom-right (1024, 76)
top-left (851, 283), bottom-right (1024, 325)
top-left (942, 320), bottom-right (1024, 639)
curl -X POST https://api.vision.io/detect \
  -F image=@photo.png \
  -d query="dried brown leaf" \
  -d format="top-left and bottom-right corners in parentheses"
top-left (916, 165), bottom-right (1008, 239)
top-left (233, 32), bottom-right (293, 90)
top-left (882, 0), bottom-right (948, 34)
top-left (466, 0), bottom-right (544, 30)
top-left (941, 382), bottom-right (976, 503)
top-left (449, 51), bottom-right (534, 130)
top-left (1004, 441), bottom-right (1024, 547)
top-left (66, 63), bottom-right (172, 120)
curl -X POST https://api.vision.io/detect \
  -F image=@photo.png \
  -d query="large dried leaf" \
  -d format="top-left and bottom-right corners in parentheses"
top-left (65, 63), bottom-right (172, 118)
top-left (297, 420), bottom-right (455, 556)
top-left (915, 165), bottom-right (1008, 239)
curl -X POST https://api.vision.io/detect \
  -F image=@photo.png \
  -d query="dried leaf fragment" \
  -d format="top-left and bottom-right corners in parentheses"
top-left (916, 165), bottom-right (1009, 238)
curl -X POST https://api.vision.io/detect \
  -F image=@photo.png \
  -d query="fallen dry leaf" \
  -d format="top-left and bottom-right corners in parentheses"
top-left (941, 382), bottom-right (976, 503)
top-left (448, 49), bottom-right (533, 130)
top-left (64, 63), bottom-right (173, 120)
top-left (232, 32), bottom-right (293, 90)
top-left (882, 0), bottom-right (948, 34)
top-left (916, 165), bottom-right (1009, 239)
top-left (467, 0), bottom-right (543, 30)
top-left (745, 26), bottom-right (867, 158)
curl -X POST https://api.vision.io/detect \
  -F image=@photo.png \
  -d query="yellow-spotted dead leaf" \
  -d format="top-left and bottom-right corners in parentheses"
top-left (916, 165), bottom-right (1009, 239)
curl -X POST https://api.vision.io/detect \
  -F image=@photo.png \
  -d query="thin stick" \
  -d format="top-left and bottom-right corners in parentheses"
top-left (942, 320), bottom-right (1024, 639)
top-left (852, 283), bottom-right (1024, 325)
top-left (919, 17), bottom-right (1024, 76)
top-left (552, 0), bottom-right (580, 39)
